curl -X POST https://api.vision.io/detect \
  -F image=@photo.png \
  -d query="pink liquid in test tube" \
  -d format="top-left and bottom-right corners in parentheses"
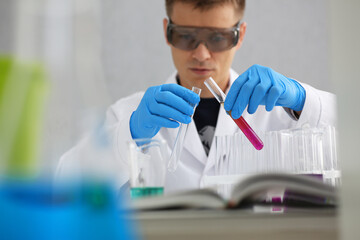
top-left (205, 77), bottom-right (264, 150)
top-left (227, 108), bottom-right (264, 150)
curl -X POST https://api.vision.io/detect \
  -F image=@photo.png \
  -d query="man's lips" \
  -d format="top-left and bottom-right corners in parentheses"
top-left (189, 68), bottom-right (213, 75)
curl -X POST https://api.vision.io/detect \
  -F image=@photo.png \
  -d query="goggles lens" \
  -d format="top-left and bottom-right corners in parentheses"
top-left (167, 21), bottom-right (240, 52)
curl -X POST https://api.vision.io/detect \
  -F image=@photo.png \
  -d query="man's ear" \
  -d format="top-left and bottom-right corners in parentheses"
top-left (235, 22), bottom-right (247, 50)
top-left (163, 18), bottom-right (170, 45)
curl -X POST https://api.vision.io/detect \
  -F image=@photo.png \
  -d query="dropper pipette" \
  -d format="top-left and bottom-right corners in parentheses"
top-left (204, 77), bottom-right (264, 150)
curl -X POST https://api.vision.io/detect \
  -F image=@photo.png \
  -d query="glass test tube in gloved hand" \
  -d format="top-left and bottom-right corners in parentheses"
top-left (168, 86), bottom-right (202, 172)
top-left (204, 77), bottom-right (263, 150)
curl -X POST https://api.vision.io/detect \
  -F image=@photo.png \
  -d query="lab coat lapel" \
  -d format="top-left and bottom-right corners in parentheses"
top-left (183, 121), bottom-right (207, 164)
top-left (166, 120), bottom-right (207, 166)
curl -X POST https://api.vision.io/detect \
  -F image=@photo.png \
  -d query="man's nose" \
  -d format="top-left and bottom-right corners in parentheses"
top-left (192, 42), bottom-right (211, 62)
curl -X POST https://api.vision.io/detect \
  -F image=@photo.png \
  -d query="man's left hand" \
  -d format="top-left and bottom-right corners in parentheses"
top-left (224, 64), bottom-right (306, 119)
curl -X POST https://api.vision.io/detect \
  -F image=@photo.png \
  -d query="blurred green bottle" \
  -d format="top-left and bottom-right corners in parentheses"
top-left (0, 56), bottom-right (47, 179)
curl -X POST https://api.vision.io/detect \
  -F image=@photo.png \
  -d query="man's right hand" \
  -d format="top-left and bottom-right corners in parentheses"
top-left (130, 84), bottom-right (200, 139)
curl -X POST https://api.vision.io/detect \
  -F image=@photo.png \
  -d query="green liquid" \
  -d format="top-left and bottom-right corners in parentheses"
top-left (130, 187), bottom-right (164, 199)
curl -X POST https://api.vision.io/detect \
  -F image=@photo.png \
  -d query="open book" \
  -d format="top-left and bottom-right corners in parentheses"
top-left (130, 173), bottom-right (338, 211)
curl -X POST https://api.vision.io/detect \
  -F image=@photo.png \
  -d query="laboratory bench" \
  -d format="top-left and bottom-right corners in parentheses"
top-left (132, 208), bottom-right (338, 240)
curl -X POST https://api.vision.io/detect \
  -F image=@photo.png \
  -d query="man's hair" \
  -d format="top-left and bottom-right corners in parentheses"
top-left (165, 0), bottom-right (246, 19)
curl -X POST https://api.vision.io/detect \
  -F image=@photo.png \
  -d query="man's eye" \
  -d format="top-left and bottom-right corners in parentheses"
top-left (209, 34), bottom-right (226, 42)
top-left (179, 34), bottom-right (194, 40)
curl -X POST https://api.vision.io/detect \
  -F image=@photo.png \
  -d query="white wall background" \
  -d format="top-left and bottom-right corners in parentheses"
top-left (0, 0), bottom-right (14, 54)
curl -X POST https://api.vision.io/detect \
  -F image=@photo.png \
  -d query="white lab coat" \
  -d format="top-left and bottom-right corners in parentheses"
top-left (57, 69), bottom-right (337, 193)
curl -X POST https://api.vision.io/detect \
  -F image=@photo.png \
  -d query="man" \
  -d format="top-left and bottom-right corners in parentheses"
top-left (57, 0), bottom-right (336, 193)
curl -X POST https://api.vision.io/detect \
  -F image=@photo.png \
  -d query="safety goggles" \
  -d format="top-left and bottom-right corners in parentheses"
top-left (166, 19), bottom-right (241, 52)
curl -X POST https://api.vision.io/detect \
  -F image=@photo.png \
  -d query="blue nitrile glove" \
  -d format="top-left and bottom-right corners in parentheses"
top-left (130, 84), bottom-right (200, 139)
top-left (224, 64), bottom-right (306, 119)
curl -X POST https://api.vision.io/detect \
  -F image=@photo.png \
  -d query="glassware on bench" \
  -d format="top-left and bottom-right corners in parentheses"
top-left (128, 138), bottom-right (167, 199)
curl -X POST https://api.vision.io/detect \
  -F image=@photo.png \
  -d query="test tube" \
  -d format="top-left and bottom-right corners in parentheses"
top-left (204, 77), bottom-right (264, 150)
top-left (168, 86), bottom-right (202, 172)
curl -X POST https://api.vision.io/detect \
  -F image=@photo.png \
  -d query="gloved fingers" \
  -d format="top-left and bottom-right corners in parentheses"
top-left (161, 84), bottom-right (200, 106)
top-left (148, 102), bottom-right (192, 124)
top-left (148, 114), bottom-right (180, 129)
top-left (155, 90), bottom-right (195, 116)
top-left (248, 78), bottom-right (271, 114)
top-left (265, 84), bottom-right (283, 111)
top-left (247, 66), bottom-right (274, 113)
top-left (224, 69), bottom-right (250, 112)
top-left (231, 68), bottom-right (260, 119)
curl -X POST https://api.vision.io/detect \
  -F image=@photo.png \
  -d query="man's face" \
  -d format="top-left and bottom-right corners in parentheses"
top-left (163, 2), bottom-right (246, 97)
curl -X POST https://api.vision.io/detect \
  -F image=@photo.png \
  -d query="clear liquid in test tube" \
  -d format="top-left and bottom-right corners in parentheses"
top-left (204, 77), bottom-right (264, 150)
top-left (168, 86), bottom-right (202, 172)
